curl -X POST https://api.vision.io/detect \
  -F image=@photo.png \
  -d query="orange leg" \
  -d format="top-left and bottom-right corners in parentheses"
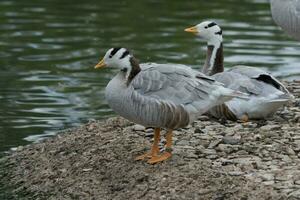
top-left (165, 129), bottom-right (173, 149)
top-left (148, 129), bottom-right (172, 164)
top-left (135, 128), bottom-right (161, 161)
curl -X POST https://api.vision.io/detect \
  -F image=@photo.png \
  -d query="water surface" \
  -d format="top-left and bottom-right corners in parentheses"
top-left (0, 0), bottom-right (299, 154)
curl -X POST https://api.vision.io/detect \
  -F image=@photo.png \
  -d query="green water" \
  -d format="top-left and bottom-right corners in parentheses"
top-left (0, 0), bottom-right (299, 154)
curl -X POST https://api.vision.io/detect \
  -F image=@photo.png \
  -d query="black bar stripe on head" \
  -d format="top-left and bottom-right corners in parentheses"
top-left (215, 30), bottom-right (222, 35)
top-left (207, 22), bottom-right (217, 28)
top-left (109, 47), bottom-right (121, 58)
top-left (120, 50), bottom-right (130, 59)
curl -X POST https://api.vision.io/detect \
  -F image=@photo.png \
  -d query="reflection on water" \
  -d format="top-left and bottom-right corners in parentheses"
top-left (0, 0), bottom-right (299, 154)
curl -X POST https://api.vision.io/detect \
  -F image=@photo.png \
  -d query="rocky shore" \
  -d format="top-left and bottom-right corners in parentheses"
top-left (1, 80), bottom-right (300, 200)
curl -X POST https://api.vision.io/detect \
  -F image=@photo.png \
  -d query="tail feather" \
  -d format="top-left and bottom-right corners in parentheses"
top-left (221, 90), bottom-right (249, 102)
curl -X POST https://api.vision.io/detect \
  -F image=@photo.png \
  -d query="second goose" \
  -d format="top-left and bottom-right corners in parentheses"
top-left (185, 21), bottom-right (293, 121)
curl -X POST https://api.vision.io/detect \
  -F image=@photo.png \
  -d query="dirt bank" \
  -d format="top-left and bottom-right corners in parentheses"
top-left (1, 80), bottom-right (300, 200)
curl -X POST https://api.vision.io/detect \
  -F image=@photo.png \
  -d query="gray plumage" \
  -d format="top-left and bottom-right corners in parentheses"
top-left (211, 65), bottom-right (293, 119)
top-left (105, 63), bottom-right (244, 129)
top-left (97, 47), bottom-right (250, 164)
top-left (270, 0), bottom-right (300, 40)
top-left (184, 21), bottom-right (294, 120)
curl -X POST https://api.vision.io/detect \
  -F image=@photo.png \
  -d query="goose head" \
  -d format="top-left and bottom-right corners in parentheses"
top-left (95, 47), bottom-right (141, 83)
top-left (184, 21), bottom-right (223, 46)
top-left (95, 47), bottom-right (133, 71)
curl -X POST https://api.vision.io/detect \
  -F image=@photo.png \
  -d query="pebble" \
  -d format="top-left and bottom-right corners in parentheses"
top-left (132, 125), bottom-right (145, 131)
top-left (217, 144), bottom-right (234, 154)
top-left (228, 171), bottom-right (244, 176)
top-left (208, 139), bottom-right (222, 149)
top-left (295, 180), bottom-right (300, 185)
top-left (289, 190), bottom-right (300, 198)
top-left (222, 136), bottom-right (240, 145)
top-left (263, 181), bottom-right (275, 186)
top-left (260, 125), bottom-right (281, 131)
top-left (259, 173), bottom-right (274, 181)
top-left (203, 149), bottom-right (217, 155)
top-left (194, 128), bottom-right (204, 134)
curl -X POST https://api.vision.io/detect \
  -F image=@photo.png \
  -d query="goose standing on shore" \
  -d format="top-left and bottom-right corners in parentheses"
top-left (94, 47), bottom-right (247, 164)
top-left (270, 0), bottom-right (300, 41)
top-left (185, 21), bottom-right (293, 121)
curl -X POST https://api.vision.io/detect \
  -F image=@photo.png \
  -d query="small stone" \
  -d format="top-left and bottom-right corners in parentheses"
top-left (275, 172), bottom-right (290, 181)
top-left (16, 146), bottom-right (24, 151)
top-left (86, 123), bottom-right (96, 132)
top-left (82, 168), bottom-right (92, 172)
top-left (228, 171), bottom-right (244, 176)
top-left (259, 173), bottom-right (274, 181)
top-left (194, 128), bottom-right (204, 134)
top-left (286, 147), bottom-right (296, 155)
top-left (222, 136), bottom-right (240, 145)
top-left (186, 152), bottom-right (198, 159)
top-left (260, 124), bottom-right (281, 131)
top-left (217, 144), bottom-right (234, 154)
top-left (198, 189), bottom-right (213, 195)
top-left (203, 149), bottom-right (217, 155)
top-left (263, 181), bottom-right (275, 186)
top-left (176, 140), bottom-right (190, 146)
top-left (132, 124), bottom-right (145, 131)
top-left (254, 134), bottom-right (262, 141)
top-left (145, 128), bottom-right (153, 133)
top-left (145, 132), bottom-right (153, 137)
top-left (288, 190), bottom-right (300, 198)
top-left (208, 139), bottom-right (222, 149)
top-left (274, 181), bottom-right (294, 189)
top-left (206, 154), bottom-right (218, 159)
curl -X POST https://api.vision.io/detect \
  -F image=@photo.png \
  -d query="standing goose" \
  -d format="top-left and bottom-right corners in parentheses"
top-left (270, 0), bottom-right (300, 41)
top-left (94, 47), bottom-right (247, 164)
top-left (185, 21), bottom-right (293, 121)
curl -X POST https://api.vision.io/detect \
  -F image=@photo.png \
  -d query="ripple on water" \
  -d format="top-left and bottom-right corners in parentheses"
top-left (18, 48), bottom-right (96, 62)
top-left (26, 43), bottom-right (65, 50)
top-left (11, 30), bottom-right (44, 37)
top-left (41, 36), bottom-right (97, 43)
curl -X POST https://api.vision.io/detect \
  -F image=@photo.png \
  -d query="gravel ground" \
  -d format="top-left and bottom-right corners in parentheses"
top-left (0, 80), bottom-right (300, 200)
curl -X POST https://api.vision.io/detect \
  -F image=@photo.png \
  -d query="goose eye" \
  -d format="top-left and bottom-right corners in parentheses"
top-left (205, 26), bottom-right (208, 29)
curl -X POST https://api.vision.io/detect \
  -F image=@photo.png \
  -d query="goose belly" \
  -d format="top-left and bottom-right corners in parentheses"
top-left (225, 96), bottom-right (288, 119)
top-left (105, 82), bottom-right (190, 129)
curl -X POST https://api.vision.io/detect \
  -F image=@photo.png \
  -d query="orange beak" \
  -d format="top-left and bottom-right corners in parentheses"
top-left (94, 58), bottom-right (106, 69)
top-left (184, 26), bottom-right (199, 34)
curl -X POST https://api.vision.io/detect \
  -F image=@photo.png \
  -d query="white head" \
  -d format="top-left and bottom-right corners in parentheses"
top-left (95, 47), bottom-right (132, 71)
top-left (185, 21), bottom-right (223, 46)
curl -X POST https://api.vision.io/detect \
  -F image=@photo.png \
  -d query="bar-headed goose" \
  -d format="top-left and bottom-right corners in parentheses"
top-left (185, 21), bottom-right (293, 121)
top-left (94, 47), bottom-right (247, 164)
